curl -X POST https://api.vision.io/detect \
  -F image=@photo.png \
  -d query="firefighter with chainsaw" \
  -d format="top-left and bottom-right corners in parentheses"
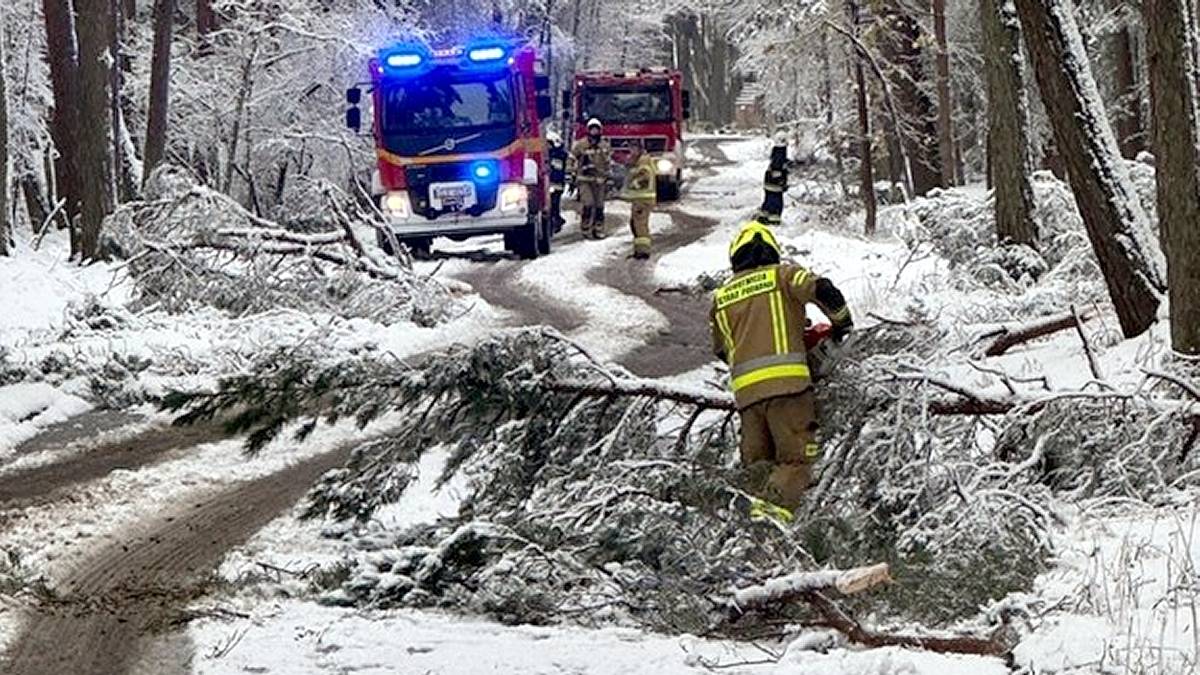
top-left (568, 118), bottom-right (613, 239)
top-left (710, 221), bottom-right (853, 516)
top-left (756, 133), bottom-right (789, 226)
top-left (546, 129), bottom-right (568, 233)
top-left (620, 139), bottom-right (657, 259)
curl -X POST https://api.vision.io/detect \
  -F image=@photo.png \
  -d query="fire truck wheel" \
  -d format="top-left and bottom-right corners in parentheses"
top-left (505, 217), bottom-right (542, 260)
top-left (537, 213), bottom-right (553, 255)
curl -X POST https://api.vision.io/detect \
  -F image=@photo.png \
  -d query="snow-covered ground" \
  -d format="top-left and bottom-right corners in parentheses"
top-left (4, 135), bottom-right (1199, 673)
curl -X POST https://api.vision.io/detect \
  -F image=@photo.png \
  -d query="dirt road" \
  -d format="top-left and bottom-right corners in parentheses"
top-left (0, 137), bottom-right (742, 674)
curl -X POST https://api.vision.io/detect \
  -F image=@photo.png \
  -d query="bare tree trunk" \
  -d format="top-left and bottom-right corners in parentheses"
top-left (197, 0), bottom-right (215, 36)
top-left (879, 0), bottom-right (944, 196)
top-left (109, 0), bottom-right (131, 203)
top-left (933, 0), bottom-right (957, 185)
top-left (0, 30), bottom-right (8, 257)
top-left (1114, 24), bottom-right (1145, 157)
top-left (1013, 0), bottom-right (1164, 337)
top-left (43, 0), bottom-right (82, 250)
top-left (981, 0), bottom-right (1037, 245)
top-left (849, 0), bottom-right (878, 235)
top-left (1145, 0), bottom-right (1200, 354)
top-left (144, 0), bottom-right (177, 179)
top-left (20, 174), bottom-right (51, 236)
top-left (76, 0), bottom-right (115, 261)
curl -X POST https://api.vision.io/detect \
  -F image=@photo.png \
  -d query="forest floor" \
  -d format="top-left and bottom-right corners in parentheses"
top-left (0, 135), bottom-right (1196, 674)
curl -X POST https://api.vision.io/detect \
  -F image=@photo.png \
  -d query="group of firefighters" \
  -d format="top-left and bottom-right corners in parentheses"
top-left (546, 123), bottom-right (854, 519)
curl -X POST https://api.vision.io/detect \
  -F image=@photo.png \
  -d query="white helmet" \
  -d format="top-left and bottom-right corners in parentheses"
top-left (586, 117), bottom-right (603, 131)
top-left (773, 131), bottom-right (788, 147)
top-left (546, 130), bottom-right (562, 145)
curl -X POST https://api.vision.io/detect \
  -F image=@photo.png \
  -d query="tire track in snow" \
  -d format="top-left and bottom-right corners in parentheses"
top-left (1, 445), bottom-right (352, 675)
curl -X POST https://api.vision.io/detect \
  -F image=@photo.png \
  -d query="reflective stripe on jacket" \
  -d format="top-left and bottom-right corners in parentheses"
top-left (710, 263), bottom-right (827, 410)
top-left (620, 155), bottom-right (657, 204)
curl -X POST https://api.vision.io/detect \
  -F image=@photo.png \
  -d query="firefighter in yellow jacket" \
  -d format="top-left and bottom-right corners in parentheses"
top-left (568, 118), bottom-right (613, 239)
top-left (620, 139), bottom-right (657, 259)
top-left (710, 220), bottom-right (853, 512)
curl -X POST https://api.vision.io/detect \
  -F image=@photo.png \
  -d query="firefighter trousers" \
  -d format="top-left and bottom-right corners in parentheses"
top-left (738, 390), bottom-right (820, 510)
top-left (630, 202), bottom-right (652, 256)
top-left (578, 182), bottom-right (607, 237)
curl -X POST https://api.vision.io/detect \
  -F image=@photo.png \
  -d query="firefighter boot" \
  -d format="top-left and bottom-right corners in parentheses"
top-left (592, 205), bottom-right (608, 239)
top-left (631, 203), bottom-right (652, 259)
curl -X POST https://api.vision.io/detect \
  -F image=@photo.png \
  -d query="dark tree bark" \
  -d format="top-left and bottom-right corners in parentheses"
top-left (878, 0), bottom-right (944, 196)
top-left (20, 174), bottom-right (51, 236)
top-left (42, 0), bottom-right (82, 248)
top-left (933, 0), bottom-right (957, 185)
top-left (197, 0), bottom-right (215, 36)
top-left (849, 0), bottom-right (877, 235)
top-left (144, 0), bottom-right (177, 179)
top-left (1145, 0), bottom-right (1200, 353)
top-left (1113, 24), bottom-right (1145, 157)
top-left (1013, 0), bottom-right (1164, 337)
top-left (980, 0), bottom-right (1037, 245)
top-left (0, 32), bottom-right (8, 257)
top-left (75, 0), bottom-right (116, 261)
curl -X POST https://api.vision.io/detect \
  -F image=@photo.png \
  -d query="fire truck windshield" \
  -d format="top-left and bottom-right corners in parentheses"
top-left (580, 84), bottom-right (672, 124)
top-left (380, 71), bottom-right (516, 133)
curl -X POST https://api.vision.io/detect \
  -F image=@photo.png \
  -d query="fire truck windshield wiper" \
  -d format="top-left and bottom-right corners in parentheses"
top-left (419, 132), bottom-right (484, 156)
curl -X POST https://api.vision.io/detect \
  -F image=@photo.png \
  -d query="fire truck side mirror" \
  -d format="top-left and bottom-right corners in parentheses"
top-left (345, 107), bottom-right (362, 133)
top-left (346, 87), bottom-right (361, 105)
top-left (536, 95), bottom-right (553, 121)
top-left (682, 90), bottom-right (692, 120)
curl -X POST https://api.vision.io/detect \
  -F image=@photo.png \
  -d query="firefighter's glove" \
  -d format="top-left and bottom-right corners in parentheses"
top-left (831, 322), bottom-right (854, 345)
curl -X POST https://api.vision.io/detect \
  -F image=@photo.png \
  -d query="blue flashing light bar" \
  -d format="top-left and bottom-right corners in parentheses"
top-left (386, 53), bottom-right (423, 68)
top-left (467, 46), bottom-right (507, 63)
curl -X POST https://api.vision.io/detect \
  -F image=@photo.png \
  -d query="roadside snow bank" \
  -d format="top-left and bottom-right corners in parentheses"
top-left (0, 383), bottom-right (92, 455)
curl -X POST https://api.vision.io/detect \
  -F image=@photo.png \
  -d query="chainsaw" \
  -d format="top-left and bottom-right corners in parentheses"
top-left (803, 322), bottom-right (844, 380)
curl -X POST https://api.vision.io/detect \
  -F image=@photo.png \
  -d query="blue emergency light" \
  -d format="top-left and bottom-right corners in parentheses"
top-left (467, 46), bottom-right (507, 62)
top-left (469, 161), bottom-right (499, 183)
top-left (386, 53), bottom-right (423, 68)
top-left (380, 44), bottom-right (432, 76)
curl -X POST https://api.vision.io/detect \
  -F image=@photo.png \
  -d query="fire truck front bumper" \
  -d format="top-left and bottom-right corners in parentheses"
top-left (378, 185), bottom-right (532, 239)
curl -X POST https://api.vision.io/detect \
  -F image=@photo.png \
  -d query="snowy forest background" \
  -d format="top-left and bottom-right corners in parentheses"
top-left (2, 0), bottom-right (1200, 673)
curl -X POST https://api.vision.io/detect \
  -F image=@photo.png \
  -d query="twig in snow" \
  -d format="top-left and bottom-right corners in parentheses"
top-left (1072, 304), bottom-right (1103, 380)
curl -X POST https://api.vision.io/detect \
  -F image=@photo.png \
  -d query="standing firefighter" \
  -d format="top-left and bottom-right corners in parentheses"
top-left (546, 130), bottom-right (568, 233)
top-left (710, 221), bottom-right (853, 515)
top-left (620, 139), bottom-right (657, 259)
top-left (756, 133), bottom-right (789, 226)
top-left (569, 118), bottom-right (612, 239)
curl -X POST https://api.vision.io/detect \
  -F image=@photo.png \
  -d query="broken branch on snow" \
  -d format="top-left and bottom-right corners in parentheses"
top-left (975, 310), bottom-right (1094, 357)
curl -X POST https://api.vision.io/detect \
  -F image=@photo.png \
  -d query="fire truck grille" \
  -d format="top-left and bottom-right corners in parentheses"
top-left (405, 164), bottom-right (499, 218)
top-left (610, 136), bottom-right (668, 153)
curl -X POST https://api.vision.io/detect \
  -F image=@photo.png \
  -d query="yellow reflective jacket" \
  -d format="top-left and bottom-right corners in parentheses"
top-left (568, 138), bottom-right (612, 184)
top-left (620, 155), bottom-right (657, 204)
top-left (709, 263), bottom-right (848, 410)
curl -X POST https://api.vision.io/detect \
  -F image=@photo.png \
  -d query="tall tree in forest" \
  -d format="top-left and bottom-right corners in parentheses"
top-left (1113, 20), bottom-right (1144, 157)
top-left (981, 0), bottom-right (1036, 245)
top-left (197, 0), bottom-right (215, 36)
top-left (75, 0), bottom-right (115, 261)
top-left (144, 0), bottom-right (177, 178)
top-left (933, 0), bottom-right (956, 185)
top-left (849, 0), bottom-right (877, 234)
top-left (877, 0), bottom-right (944, 196)
top-left (1013, 0), bottom-right (1164, 337)
top-left (1145, 0), bottom-right (1200, 353)
top-left (43, 0), bottom-right (82, 249)
top-left (0, 26), bottom-right (8, 258)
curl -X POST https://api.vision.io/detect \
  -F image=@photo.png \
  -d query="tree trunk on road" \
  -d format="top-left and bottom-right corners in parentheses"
top-left (144, 0), bottom-right (177, 179)
top-left (933, 0), bottom-right (957, 185)
top-left (981, 0), bottom-right (1037, 245)
top-left (1145, 0), bottom-right (1200, 354)
top-left (1114, 24), bottom-right (1145, 157)
top-left (76, 0), bottom-right (116, 261)
top-left (43, 0), bottom-right (82, 250)
top-left (1013, 0), bottom-right (1164, 337)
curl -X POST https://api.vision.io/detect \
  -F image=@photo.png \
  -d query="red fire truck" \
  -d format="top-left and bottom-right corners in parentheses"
top-left (345, 40), bottom-right (555, 259)
top-left (565, 69), bottom-right (690, 200)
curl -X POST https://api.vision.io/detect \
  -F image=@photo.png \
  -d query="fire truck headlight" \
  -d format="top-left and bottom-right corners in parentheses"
top-left (655, 158), bottom-right (675, 174)
top-left (382, 191), bottom-right (411, 219)
top-left (499, 184), bottom-right (527, 213)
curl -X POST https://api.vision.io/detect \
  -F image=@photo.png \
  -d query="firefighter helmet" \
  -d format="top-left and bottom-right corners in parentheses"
top-left (546, 130), bottom-right (562, 145)
top-left (586, 117), bottom-right (603, 131)
top-left (729, 220), bottom-right (782, 260)
top-left (773, 131), bottom-right (788, 147)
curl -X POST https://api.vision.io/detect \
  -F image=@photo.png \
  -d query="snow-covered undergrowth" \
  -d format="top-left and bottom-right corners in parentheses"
top-left (105, 166), bottom-right (452, 326)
